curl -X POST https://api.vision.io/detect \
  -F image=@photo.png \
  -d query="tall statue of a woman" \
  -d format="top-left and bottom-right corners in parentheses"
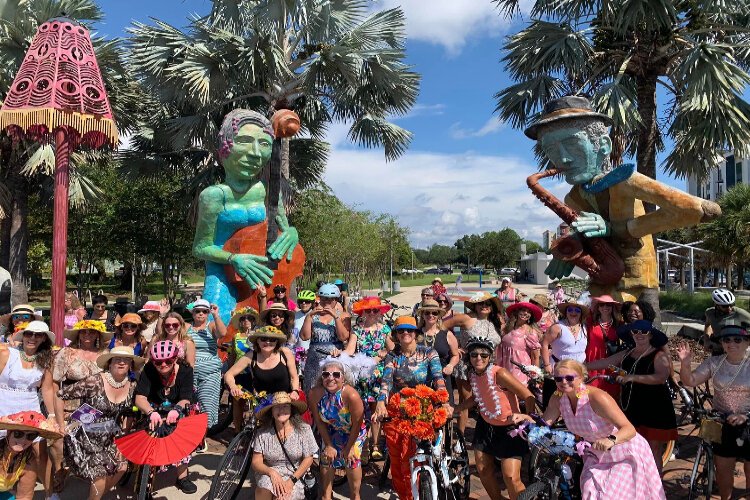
top-left (193, 110), bottom-right (301, 325)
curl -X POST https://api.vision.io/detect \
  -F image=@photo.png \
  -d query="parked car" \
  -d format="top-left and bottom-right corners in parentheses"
top-left (466, 267), bottom-right (485, 275)
top-left (425, 267), bottom-right (451, 274)
top-left (499, 267), bottom-right (518, 275)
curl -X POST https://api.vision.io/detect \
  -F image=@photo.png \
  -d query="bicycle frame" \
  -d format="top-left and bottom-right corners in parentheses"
top-left (410, 434), bottom-right (441, 500)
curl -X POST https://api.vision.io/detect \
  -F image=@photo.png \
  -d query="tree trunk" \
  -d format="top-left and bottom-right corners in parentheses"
top-left (8, 173), bottom-right (28, 305)
top-left (636, 72), bottom-right (659, 182)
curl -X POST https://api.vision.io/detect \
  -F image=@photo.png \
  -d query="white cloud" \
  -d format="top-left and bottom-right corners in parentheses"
top-left (323, 146), bottom-right (569, 248)
top-left (450, 116), bottom-right (506, 139)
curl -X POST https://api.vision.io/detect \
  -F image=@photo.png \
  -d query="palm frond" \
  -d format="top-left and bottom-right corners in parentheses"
top-left (348, 114), bottom-right (412, 161)
top-left (494, 75), bottom-right (565, 129)
top-left (591, 76), bottom-right (642, 130)
top-left (616, 0), bottom-right (677, 33)
top-left (20, 144), bottom-right (54, 176)
top-left (288, 137), bottom-right (328, 190)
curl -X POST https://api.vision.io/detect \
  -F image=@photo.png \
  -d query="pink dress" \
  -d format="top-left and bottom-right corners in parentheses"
top-left (495, 326), bottom-right (541, 384)
top-left (559, 386), bottom-right (665, 500)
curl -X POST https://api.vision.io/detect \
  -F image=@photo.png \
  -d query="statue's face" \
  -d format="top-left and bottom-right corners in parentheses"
top-left (538, 125), bottom-right (608, 185)
top-left (223, 124), bottom-right (273, 180)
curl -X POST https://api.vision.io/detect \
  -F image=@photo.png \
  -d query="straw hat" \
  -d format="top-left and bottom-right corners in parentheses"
top-left (10, 304), bottom-right (42, 321)
top-left (556, 300), bottom-right (589, 319)
top-left (96, 345), bottom-right (145, 370)
top-left (352, 296), bottom-right (391, 315)
top-left (248, 325), bottom-right (288, 343)
top-left (13, 321), bottom-right (55, 345)
top-left (416, 299), bottom-right (443, 316)
top-left (230, 306), bottom-right (260, 330)
top-left (255, 391), bottom-right (307, 421)
top-left (506, 302), bottom-right (543, 323)
top-left (431, 277), bottom-right (443, 284)
top-left (529, 294), bottom-right (550, 310)
top-left (465, 292), bottom-right (502, 313)
top-left (114, 313), bottom-right (145, 329)
top-left (260, 303), bottom-right (294, 324)
top-left (64, 319), bottom-right (114, 344)
top-left (0, 411), bottom-right (62, 440)
top-left (590, 294), bottom-right (621, 316)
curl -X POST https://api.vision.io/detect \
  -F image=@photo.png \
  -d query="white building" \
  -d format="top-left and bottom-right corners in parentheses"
top-left (687, 152), bottom-right (749, 200)
top-left (542, 230), bottom-right (554, 251)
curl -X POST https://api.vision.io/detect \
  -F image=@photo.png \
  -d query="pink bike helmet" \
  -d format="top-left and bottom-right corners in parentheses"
top-left (151, 340), bottom-right (178, 361)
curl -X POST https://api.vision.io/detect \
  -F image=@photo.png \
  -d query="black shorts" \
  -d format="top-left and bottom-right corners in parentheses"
top-left (472, 416), bottom-right (528, 460)
top-left (712, 423), bottom-right (750, 461)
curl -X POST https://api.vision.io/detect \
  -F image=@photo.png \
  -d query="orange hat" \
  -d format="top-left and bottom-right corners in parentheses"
top-left (393, 316), bottom-right (418, 330)
top-left (352, 296), bottom-right (391, 315)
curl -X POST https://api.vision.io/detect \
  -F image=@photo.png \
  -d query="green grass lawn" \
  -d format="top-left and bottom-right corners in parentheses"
top-left (660, 290), bottom-right (750, 319)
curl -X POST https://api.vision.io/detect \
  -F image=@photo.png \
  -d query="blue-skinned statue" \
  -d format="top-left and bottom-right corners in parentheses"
top-left (193, 109), bottom-right (303, 325)
top-left (525, 96), bottom-right (721, 305)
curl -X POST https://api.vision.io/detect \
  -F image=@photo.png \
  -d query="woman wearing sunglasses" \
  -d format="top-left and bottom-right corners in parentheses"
top-left (59, 346), bottom-right (144, 500)
top-left (443, 291), bottom-right (504, 433)
top-left (514, 359), bottom-right (665, 499)
top-left (134, 340), bottom-right (197, 494)
top-left (434, 293), bottom-right (454, 322)
top-left (456, 337), bottom-right (535, 500)
top-left (109, 313), bottom-right (146, 357)
top-left (186, 299), bottom-right (226, 430)
top-left (226, 326), bottom-right (300, 402)
top-left (678, 324), bottom-right (750, 500)
top-left (586, 320), bottom-right (676, 472)
top-left (498, 302), bottom-right (542, 388)
top-left (344, 296), bottom-right (394, 460)
top-left (416, 300), bottom-right (459, 401)
top-left (0, 305), bottom-right (40, 345)
top-left (149, 313), bottom-right (196, 366)
top-left (0, 410), bottom-right (62, 500)
top-left (309, 359), bottom-right (365, 500)
top-left (261, 303), bottom-right (297, 348)
top-left (373, 316), bottom-right (448, 500)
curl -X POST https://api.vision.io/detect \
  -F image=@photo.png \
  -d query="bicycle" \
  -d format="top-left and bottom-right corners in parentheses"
top-left (208, 388), bottom-right (262, 500)
top-left (379, 296), bottom-right (412, 327)
top-left (378, 416), bottom-right (470, 500)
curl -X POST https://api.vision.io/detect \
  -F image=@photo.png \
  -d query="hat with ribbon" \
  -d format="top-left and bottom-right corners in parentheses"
top-left (255, 391), bottom-right (307, 422)
top-left (13, 320), bottom-right (55, 345)
top-left (506, 302), bottom-right (543, 323)
top-left (352, 296), bottom-right (391, 315)
top-left (465, 292), bottom-right (502, 313)
top-left (96, 345), bottom-right (146, 370)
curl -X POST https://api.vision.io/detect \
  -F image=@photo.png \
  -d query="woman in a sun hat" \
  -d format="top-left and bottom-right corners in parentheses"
top-left (529, 294), bottom-right (556, 337)
top-left (251, 392), bottom-right (316, 500)
top-left (109, 313), bottom-right (146, 356)
top-left (0, 305), bottom-right (41, 344)
top-left (498, 302), bottom-right (542, 385)
top-left (59, 346), bottom-right (144, 499)
top-left (0, 410), bottom-right (62, 499)
top-left (443, 291), bottom-right (504, 432)
top-left (260, 302), bottom-right (296, 347)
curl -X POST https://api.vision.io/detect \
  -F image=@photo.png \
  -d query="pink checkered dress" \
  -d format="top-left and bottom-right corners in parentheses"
top-left (559, 385), bottom-right (666, 500)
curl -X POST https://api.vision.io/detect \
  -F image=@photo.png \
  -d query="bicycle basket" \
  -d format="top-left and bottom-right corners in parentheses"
top-left (699, 418), bottom-right (723, 443)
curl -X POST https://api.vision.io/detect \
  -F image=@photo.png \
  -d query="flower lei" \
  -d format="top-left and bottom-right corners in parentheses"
top-left (510, 422), bottom-right (590, 456)
top-left (72, 320), bottom-right (106, 333)
top-left (470, 368), bottom-right (506, 421)
top-left (386, 385), bottom-right (449, 441)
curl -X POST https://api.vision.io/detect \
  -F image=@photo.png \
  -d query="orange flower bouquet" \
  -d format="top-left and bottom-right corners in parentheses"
top-left (386, 384), bottom-right (450, 441)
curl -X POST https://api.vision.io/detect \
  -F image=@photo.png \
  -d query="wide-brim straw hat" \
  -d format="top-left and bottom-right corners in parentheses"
top-left (10, 304), bottom-right (42, 321)
top-left (590, 294), bottom-right (621, 316)
top-left (416, 299), bottom-right (443, 315)
top-left (96, 345), bottom-right (145, 370)
top-left (255, 391), bottom-right (307, 421)
top-left (529, 294), bottom-right (550, 310)
top-left (556, 300), bottom-right (590, 319)
top-left (230, 306), bottom-right (260, 330)
top-left (617, 320), bottom-right (668, 348)
top-left (260, 303), bottom-right (294, 324)
top-left (352, 296), bottom-right (391, 315)
top-left (64, 319), bottom-right (114, 344)
top-left (0, 411), bottom-right (62, 440)
top-left (506, 302), bottom-right (543, 323)
top-left (248, 325), bottom-right (288, 343)
top-left (465, 292), bottom-right (503, 313)
top-left (524, 96), bottom-right (613, 140)
top-left (114, 313), bottom-right (145, 330)
top-left (13, 320), bottom-right (55, 345)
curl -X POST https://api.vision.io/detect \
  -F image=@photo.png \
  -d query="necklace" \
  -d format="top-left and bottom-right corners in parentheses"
top-left (470, 367), bottom-right (506, 421)
top-left (103, 371), bottom-right (128, 389)
top-left (716, 352), bottom-right (750, 387)
top-left (419, 329), bottom-right (437, 348)
top-left (565, 320), bottom-right (584, 343)
top-left (19, 350), bottom-right (38, 363)
top-left (621, 347), bottom-right (654, 411)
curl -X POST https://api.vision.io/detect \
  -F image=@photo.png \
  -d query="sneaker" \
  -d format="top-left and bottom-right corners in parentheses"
top-left (175, 476), bottom-right (198, 494)
top-left (195, 440), bottom-right (209, 453)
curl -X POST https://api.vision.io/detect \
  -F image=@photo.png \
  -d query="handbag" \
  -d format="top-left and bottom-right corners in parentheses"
top-left (699, 418), bottom-right (723, 444)
top-left (275, 429), bottom-right (318, 500)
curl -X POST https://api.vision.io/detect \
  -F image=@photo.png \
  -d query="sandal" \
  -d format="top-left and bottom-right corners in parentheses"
top-left (371, 446), bottom-right (383, 461)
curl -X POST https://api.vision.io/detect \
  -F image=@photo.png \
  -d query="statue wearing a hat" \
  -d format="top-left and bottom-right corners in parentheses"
top-left (525, 96), bottom-right (721, 305)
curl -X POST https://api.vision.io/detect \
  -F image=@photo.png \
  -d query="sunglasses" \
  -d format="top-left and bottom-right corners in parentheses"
top-left (12, 314), bottom-right (31, 321)
top-left (631, 330), bottom-right (650, 336)
top-left (396, 329), bottom-right (415, 335)
top-left (322, 371), bottom-right (342, 379)
top-left (22, 331), bottom-right (46, 339)
top-left (259, 337), bottom-right (278, 343)
top-left (10, 430), bottom-right (38, 441)
top-left (436, 300), bottom-right (448, 304)
top-left (364, 309), bottom-right (380, 314)
top-left (193, 308), bottom-right (209, 314)
top-left (554, 375), bottom-right (577, 383)
top-left (721, 337), bottom-right (747, 344)
top-left (269, 312), bottom-right (285, 319)
top-left (718, 304), bottom-right (735, 309)
top-left (239, 316), bottom-right (254, 322)
top-left (110, 357), bottom-right (130, 365)
top-left (163, 322), bottom-right (180, 330)
top-left (566, 307), bottom-right (582, 314)
top-left (153, 359), bottom-right (176, 367)
top-left (469, 352), bottom-right (489, 359)
top-left (94, 305), bottom-right (106, 310)
top-left (121, 323), bottom-right (138, 330)
top-left (476, 301), bottom-right (492, 308)
top-left (298, 300), bottom-right (313, 305)
top-left (423, 311), bottom-right (440, 317)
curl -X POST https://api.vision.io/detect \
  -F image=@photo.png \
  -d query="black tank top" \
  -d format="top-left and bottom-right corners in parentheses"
top-left (251, 351), bottom-right (292, 393)
top-left (419, 329), bottom-right (451, 367)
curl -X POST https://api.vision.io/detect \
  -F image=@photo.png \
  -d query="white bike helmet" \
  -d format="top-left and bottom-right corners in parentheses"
top-left (712, 288), bottom-right (735, 306)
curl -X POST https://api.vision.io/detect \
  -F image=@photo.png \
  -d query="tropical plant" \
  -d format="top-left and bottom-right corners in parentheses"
top-left (125, 0), bottom-right (419, 206)
top-left (493, 0), bottom-right (750, 180)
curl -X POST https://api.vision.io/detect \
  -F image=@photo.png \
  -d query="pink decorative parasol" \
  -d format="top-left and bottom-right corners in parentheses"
top-left (0, 16), bottom-right (118, 343)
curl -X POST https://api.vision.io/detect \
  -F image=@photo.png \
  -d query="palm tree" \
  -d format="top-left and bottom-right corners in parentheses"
top-left (0, 0), bottom-right (138, 302)
top-left (493, 0), bottom-right (750, 180)
top-left (124, 0), bottom-right (419, 207)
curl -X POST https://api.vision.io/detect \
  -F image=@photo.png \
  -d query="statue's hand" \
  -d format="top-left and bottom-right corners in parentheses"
top-left (571, 211), bottom-right (610, 238)
top-left (545, 258), bottom-right (574, 279)
top-left (230, 254), bottom-right (274, 288)
top-left (268, 212), bottom-right (299, 261)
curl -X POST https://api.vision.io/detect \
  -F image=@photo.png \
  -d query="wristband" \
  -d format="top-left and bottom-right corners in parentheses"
top-left (607, 434), bottom-right (617, 444)
top-left (227, 253), bottom-right (236, 264)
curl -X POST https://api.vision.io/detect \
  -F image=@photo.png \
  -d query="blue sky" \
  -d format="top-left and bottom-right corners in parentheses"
top-left (96, 0), bottom-right (687, 248)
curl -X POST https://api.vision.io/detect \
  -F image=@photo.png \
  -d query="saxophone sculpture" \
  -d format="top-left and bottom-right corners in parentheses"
top-left (527, 169), bottom-right (625, 286)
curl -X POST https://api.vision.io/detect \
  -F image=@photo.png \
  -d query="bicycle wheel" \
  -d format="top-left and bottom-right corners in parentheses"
top-left (444, 425), bottom-right (470, 500)
top-left (688, 442), bottom-right (714, 500)
top-left (208, 427), bottom-right (255, 500)
top-left (518, 481), bottom-right (549, 500)
top-left (418, 471), bottom-right (435, 500)
top-left (135, 464), bottom-right (152, 500)
top-left (208, 382), bottom-right (234, 437)
top-left (662, 439), bottom-right (676, 467)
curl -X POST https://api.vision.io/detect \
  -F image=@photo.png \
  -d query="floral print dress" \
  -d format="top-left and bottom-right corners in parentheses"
top-left (352, 323), bottom-right (391, 402)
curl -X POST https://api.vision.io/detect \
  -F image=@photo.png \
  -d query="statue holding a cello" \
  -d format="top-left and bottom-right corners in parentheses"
top-left (193, 109), bottom-right (305, 325)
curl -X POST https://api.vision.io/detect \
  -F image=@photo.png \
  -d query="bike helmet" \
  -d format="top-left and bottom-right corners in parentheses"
top-left (151, 340), bottom-right (178, 361)
top-left (465, 336), bottom-right (495, 353)
top-left (712, 288), bottom-right (735, 306)
top-left (318, 283), bottom-right (341, 298)
top-left (297, 290), bottom-right (316, 301)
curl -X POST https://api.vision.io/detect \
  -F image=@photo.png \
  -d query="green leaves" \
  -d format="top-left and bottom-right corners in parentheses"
top-left (348, 114), bottom-right (412, 161)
